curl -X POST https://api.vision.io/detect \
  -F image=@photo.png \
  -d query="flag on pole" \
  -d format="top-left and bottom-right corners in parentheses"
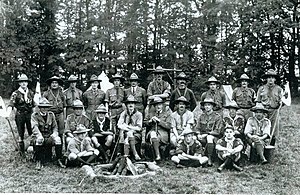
top-left (222, 85), bottom-right (233, 105)
top-left (281, 82), bottom-right (291, 106)
top-left (34, 81), bottom-right (41, 105)
top-left (0, 96), bottom-right (8, 117)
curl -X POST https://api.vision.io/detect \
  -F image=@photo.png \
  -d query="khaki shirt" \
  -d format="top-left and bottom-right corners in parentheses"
top-left (43, 88), bottom-right (66, 114)
top-left (65, 113), bottom-right (91, 134)
top-left (9, 88), bottom-right (35, 113)
top-left (171, 110), bottom-right (194, 135)
top-left (232, 87), bottom-right (256, 108)
top-left (256, 84), bottom-right (283, 109)
top-left (244, 117), bottom-right (271, 137)
top-left (196, 111), bottom-right (223, 137)
top-left (67, 137), bottom-right (94, 155)
top-left (63, 87), bottom-right (83, 107)
top-left (31, 111), bottom-right (58, 138)
top-left (147, 80), bottom-right (171, 98)
top-left (169, 88), bottom-right (197, 112)
top-left (82, 89), bottom-right (106, 118)
top-left (201, 90), bottom-right (226, 111)
top-left (125, 86), bottom-right (147, 111)
top-left (105, 87), bottom-right (125, 116)
top-left (223, 114), bottom-right (245, 134)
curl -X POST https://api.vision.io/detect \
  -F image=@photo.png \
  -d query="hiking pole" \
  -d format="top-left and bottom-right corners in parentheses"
top-left (109, 132), bottom-right (121, 163)
top-left (6, 118), bottom-right (20, 152)
top-left (268, 102), bottom-right (283, 146)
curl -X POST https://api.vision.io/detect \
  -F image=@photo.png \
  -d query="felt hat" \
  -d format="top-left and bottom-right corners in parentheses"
top-left (152, 66), bottom-right (165, 74)
top-left (150, 97), bottom-right (165, 105)
top-left (38, 98), bottom-right (53, 107)
top-left (46, 76), bottom-right (64, 86)
top-left (205, 76), bottom-right (221, 85)
top-left (250, 103), bottom-right (268, 113)
top-left (181, 127), bottom-right (195, 136)
top-left (124, 95), bottom-right (139, 104)
top-left (88, 74), bottom-right (102, 83)
top-left (72, 100), bottom-right (84, 108)
top-left (174, 96), bottom-right (190, 105)
top-left (175, 72), bottom-right (189, 80)
top-left (109, 73), bottom-right (125, 83)
top-left (224, 101), bottom-right (239, 110)
top-left (262, 69), bottom-right (279, 80)
top-left (129, 73), bottom-right (140, 81)
top-left (200, 97), bottom-right (216, 107)
top-left (224, 125), bottom-right (235, 131)
top-left (66, 75), bottom-right (78, 82)
top-left (73, 124), bottom-right (91, 134)
top-left (16, 74), bottom-right (31, 82)
top-left (236, 74), bottom-right (252, 83)
top-left (95, 104), bottom-right (108, 113)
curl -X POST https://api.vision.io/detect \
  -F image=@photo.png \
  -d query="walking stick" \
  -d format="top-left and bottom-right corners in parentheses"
top-left (268, 103), bottom-right (283, 145)
top-left (6, 118), bottom-right (20, 152)
top-left (109, 133), bottom-right (121, 163)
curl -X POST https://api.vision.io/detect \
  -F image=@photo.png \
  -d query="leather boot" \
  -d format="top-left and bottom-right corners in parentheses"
top-left (217, 158), bottom-right (231, 172)
top-left (34, 146), bottom-right (43, 170)
top-left (270, 137), bottom-right (276, 146)
top-left (97, 145), bottom-right (109, 163)
top-left (151, 138), bottom-right (161, 161)
top-left (207, 143), bottom-right (214, 167)
top-left (19, 141), bottom-right (25, 154)
top-left (55, 145), bottom-right (66, 168)
top-left (232, 162), bottom-right (243, 172)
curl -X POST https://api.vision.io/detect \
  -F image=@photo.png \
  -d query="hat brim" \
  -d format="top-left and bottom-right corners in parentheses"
top-left (181, 131), bottom-right (196, 136)
top-left (224, 105), bottom-right (239, 109)
top-left (262, 74), bottom-right (279, 79)
top-left (250, 108), bottom-right (268, 113)
top-left (16, 79), bottom-right (31, 82)
top-left (205, 80), bottom-right (221, 85)
top-left (150, 100), bottom-right (165, 105)
top-left (124, 100), bottom-right (139, 104)
top-left (109, 77), bottom-right (125, 83)
top-left (175, 76), bottom-right (189, 80)
top-left (95, 110), bottom-right (108, 113)
top-left (200, 101), bottom-right (216, 106)
top-left (235, 78), bottom-right (252, 83)
top-left (174, 100), bottom-right (190, 105)
top-left (88, 79), bottom-right (102, 83)
top-left (66, 79), bottom-right (79, 82)
top-left (73, 129), bottom-right (91, 134)
top-left (46, 79), bottom-right (64, 86)
top-left (152, 71), bottom-right (165, 74)
top-left (73, 105), bottom-right (84, 108)
top-left (38, 104), bottom-right (53, 108)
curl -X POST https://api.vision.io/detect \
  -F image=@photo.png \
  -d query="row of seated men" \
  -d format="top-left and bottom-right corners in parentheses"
top-left (7, 67), bottom-right (282, 171)
top-left (31, 94), bottom-right (272, 172)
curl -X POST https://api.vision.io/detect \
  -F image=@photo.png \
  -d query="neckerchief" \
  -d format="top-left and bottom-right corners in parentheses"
top-left (176, 88), bottom-right (187, 97)
top-left (18, 87), bottom-right (29, 103)
top-left (225, 137), bottom-right (235, 149)
top-left (126, 109), bottom-right (137, 125)
top-left (96, 117), bottom-right (106, 131)
top-left (183, 140), bottom-right (195, 155)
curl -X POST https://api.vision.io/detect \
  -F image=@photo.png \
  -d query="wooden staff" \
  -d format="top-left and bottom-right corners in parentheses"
top-left (268, 103), bottom-right (283, 145)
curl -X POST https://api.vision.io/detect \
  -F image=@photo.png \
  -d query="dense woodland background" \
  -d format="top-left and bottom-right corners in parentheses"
top-left (0, 0), bottom-right (299, 98)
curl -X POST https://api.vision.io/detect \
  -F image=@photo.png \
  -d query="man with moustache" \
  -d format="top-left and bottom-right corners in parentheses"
top-left (169, 72), bottom-right (197, 112)
top-left (64, 75), bottom-right (83, 117)
top-left (7, 74), bottom-right (35, 155)
top-left (232, 73), bottom-right (256, 120)
top-left (255, 69), bottom-right (283, 146)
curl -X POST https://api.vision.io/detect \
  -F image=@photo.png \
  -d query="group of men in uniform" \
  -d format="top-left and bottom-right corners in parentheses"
top-left (7, 67), bottom-right (283, 172)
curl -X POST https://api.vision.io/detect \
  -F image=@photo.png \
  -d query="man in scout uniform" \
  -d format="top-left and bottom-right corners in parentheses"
top-left (65, 100), bottom-right (91, 145)
top-left (117, 95), bottom-right (143, 160)
top-left (31, 98), bottom-right (65, 170)
top-left (255, 69), bottom-right (283, 146)
top-left (232, 73), bottom-right (256, 120)
top-left (82, 74), bottom-right (106, 120)
top-left (170, 96), bottom-right (194, 148)
top-left (43, 75), bottom-right (66, 142)
top-left (216, 125), bottom-right (244, 172)
top-left (169, 72), bottom-right (197, 112)
top-left (63, 75), bottom-right (83, 117)
top-left (195, 98), bottom-right (223, 166)
top-left (66, 124), bottom-right (99, 167)
top-left (124, 73), bottom-right (147, 116)
top-left (200, 76), bottom-right (226, 112)
top-left (223, 101), bottom-right (246, 143)
top-left (244, 103), bottom-right (271, 164)
top-left (91, 104), bottom-right (113, 163)
top-left (144, 97), bottom-right (172, 161)
top-left (171, 127), bottom-right (208, 167)
top-left (105, 73), bottom-right (126, 134)
top-left (7, 74), bottom-right (35, 155)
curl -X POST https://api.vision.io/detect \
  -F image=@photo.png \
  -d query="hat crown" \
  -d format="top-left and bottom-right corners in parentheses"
top-left (38, 97), bottom-right (52, 107)
top-left (130, 73), bottom-right (139, 80)
top-left (251, 102), bottom-right (267, 112)
top-left (207, 76), bottom-right (218, 83)
top-left (152, 97), bottom-right (164, 104)
top-left (46, 75), bottom-right (63, 85)
top-left (153, 66), bottom-right (165, 73)
top-left (264, 69), bottom-right (277, 76)
top-left (181, 127), bottom-right (194, 136)
top-left (68, 75), bottom-right (78, 81)
top-left (90, 74), bottom-right (98, 80)
top-left (95, 104), bottom-right (107, 113)
top-left (225, 101), bottom-right (239, 109)
top-left (72, 100), bottom-right (84, 107)
top-left (74, 124), bottom-right (90, 134)
top-left (177, 72), bottom-right (187, 78)
top-left (125, 94), bottom-right (138, 103)
top-left (177, 96), bottom-right (188, 102)
top-left (17, 74), bottom-right (29, 81)
top-left (240, 74), bottom-right (250, 80)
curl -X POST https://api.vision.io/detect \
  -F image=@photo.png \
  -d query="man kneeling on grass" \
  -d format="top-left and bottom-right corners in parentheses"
top-left (66, 124), bottom-right (99, 167)
top-left (215, 125), bottom-right (244, 172)
top-left (171, 127), bottom-right (208, 168)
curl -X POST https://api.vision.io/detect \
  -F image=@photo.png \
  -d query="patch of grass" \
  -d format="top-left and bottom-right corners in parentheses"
top-left (0, 102), bottom-right (299, 193)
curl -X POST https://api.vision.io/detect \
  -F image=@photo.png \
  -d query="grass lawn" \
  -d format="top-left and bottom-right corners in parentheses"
top-left (0, 102), bottom-right (299, 193)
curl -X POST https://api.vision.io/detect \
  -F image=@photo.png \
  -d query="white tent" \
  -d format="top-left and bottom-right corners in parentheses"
top-left (86, 71), bottom-right (114, 93)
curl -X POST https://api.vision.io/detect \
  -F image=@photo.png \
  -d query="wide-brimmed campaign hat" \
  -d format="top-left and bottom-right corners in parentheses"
top-left (205, 76), bottom-right (221, 85)
top-left (38, 98), bottom-right (53, 107)
top-left (95, 104), bottom-right (108, 113)
top-left (152, 66), bottom-right (165, 74)
top-left (250, 103), bottom-right (268, 113)
top-left (224, 101), bottom-right (239, 110)
top-left (66, 75), bottom-right (79, 82)
top-left (72, 100), bottom-right (84, 108)
top-left (262, 69), bottom-right (279, 80)
top-left (224, 125), bottom-right (235, 131)
top-left (124, 95), bottom-right (139, 104)
top-left (109, 73), bottom-right (125, 83)
top-left (16, 74), bottom-right (31, 82)
top-left (73, 124), bottom-right (91, 134)
top-left (88, 74), bottom-right (102, 83)
top-left (174, 96), bottom-right (190, 105)
top-left (129, 73), bottom-right (141, 81)
top-left (175, 72), bottom-right (189, 81)
top-left (200, 97), bottom-right (216, 106)
top-left (46, 76), bottom-right (64, 86)
top-left (181, 127), bottom-right (195, 136)
top-left (150, 97), bottom-right (165, 105)
top-left (236, 73), bottom-right (252, 83)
